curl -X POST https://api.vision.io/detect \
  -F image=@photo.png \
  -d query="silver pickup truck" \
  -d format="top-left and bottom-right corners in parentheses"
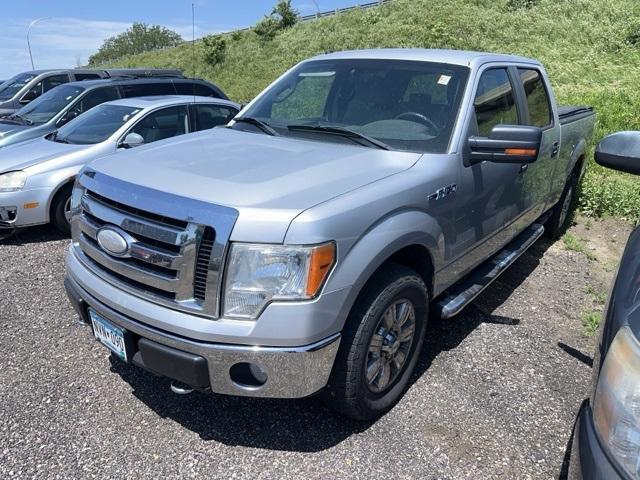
top-left (64, 49), bottom-right (595, 420)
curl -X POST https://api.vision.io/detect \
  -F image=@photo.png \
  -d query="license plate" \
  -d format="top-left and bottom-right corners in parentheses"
top-left (89, 309), bottom-right (128, 361)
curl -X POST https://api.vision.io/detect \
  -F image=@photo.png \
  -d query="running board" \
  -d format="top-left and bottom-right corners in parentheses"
top-left (435, 223), bottom-right (545, 319)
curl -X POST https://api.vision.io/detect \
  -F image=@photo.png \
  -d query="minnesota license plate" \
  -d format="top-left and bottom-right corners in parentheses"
top-left (89, 309), bottom-right (128, 361)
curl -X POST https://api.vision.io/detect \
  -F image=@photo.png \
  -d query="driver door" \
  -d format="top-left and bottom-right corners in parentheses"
top-left (448, 66), bottom-right (530, 278)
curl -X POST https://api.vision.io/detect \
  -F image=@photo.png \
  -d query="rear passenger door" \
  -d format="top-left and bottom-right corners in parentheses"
top-left (126, 105), bottom-right (190, 145)
top-left (190, 103), bottom-right (238, 131)
top-left (452, 66), bottom-right (530, 275)
top-left (514, 67), bottom-right (560, 212)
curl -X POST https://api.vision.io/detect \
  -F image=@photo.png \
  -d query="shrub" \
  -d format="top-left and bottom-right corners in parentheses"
top-left (202, 35), bottom-right (227, 66)
top-left (506, 0), bottom-right (540, 10)
top-left (254, 0), bottom-right (299, 41)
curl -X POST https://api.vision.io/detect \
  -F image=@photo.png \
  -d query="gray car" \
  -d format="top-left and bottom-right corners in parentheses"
top-left (64, 49), bottom-right (595, 420)
top-left (0, 69), bottom-right (109, 116)
top-left (0, 95), bottom-right (238, 235)
top-left (0, 75), bottom-right (228, 150)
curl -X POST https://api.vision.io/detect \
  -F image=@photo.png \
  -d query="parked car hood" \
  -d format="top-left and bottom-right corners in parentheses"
top-left (0, 137), bottom-right (87, 173)
top-left (0, 121), bottom-right (31, 138)
top-left (89, 128), bottom-right (422, 241)
top-left (90, 128), bottom-right (421, 210)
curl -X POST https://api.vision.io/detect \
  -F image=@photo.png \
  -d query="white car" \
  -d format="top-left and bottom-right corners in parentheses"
top-left (0, 95), bottom-right (239, 235)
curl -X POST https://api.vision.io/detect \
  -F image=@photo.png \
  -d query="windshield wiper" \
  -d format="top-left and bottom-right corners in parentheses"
top-left (8, 114), bottom-right (32, 126)
top-left (286, 124), bottom-right (390, 150)
top-left (233, 116), bottom-right (278, 136)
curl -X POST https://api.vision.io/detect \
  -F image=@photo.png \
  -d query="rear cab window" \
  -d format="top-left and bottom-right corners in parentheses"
top-left (517, 68), bottom-right (553, 128)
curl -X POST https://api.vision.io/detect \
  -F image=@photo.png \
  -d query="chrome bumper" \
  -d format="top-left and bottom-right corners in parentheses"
top-left (65, 275), bottom-right (340, 399)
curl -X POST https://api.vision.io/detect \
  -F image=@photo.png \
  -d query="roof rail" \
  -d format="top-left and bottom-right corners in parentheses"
top-left (103, 69), bottom-right (184, 79)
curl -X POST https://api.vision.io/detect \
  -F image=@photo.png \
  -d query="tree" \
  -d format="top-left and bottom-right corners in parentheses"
top-left (254, 0), bottom-right (299, 41)
top-left (88, 23), bottom-right (183, 65)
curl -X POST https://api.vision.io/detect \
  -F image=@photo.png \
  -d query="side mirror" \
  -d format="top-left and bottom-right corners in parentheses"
top-left (119, 132), bottom-right (145, 149)
top-left (58, 109), bottom-right (80, 126)
top-left (595, 131), bottom-right (640, 176)
top-left (468, 125), bottom-right (542, 165)
top-left (20, 89), bottom-right (39, 104)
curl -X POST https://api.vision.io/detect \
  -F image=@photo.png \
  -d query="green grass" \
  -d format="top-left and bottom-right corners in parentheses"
top-left (581, 310), bottom-right (602, 335)
top-left (102, 0), bottom-right (640, 221)
top-left (562, 232), bottom-right (597, 260)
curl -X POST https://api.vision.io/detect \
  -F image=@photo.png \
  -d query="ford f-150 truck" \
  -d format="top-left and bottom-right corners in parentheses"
top-left (64, 49), bottom-right (595, 420)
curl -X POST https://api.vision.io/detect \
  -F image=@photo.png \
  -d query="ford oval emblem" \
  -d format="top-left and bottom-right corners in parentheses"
top-left (96, 227), bottom-right (130, 257)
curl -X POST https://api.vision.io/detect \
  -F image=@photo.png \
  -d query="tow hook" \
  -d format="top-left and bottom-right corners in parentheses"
top-left (170, 381), bottom-right (194, 395)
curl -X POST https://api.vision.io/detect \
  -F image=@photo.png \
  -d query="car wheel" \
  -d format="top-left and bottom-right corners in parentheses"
top-left (546, 173), bottom-right (578, 240)
top-left (51, 184), bottom-right (73, 236)
top-left (323, 263), bottom-right (428, 421)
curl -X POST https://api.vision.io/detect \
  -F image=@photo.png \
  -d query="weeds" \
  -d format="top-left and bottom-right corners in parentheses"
top-left (563, 233), bottom-right (597, 260)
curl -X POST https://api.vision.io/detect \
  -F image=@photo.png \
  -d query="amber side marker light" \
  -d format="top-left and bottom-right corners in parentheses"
top-left (306, 242), bottom-right (336, 297)
top-left (505, 148), bottom-right (537, 156)
top-left (23, 202), bottom-right (39, 209)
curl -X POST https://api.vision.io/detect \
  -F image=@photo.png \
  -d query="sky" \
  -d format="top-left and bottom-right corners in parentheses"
top-left (1, 0), bottom-right (362, 78)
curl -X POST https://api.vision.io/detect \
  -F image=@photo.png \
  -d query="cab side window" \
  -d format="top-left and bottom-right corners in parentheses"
top-left (129, 106), bottom-right (189, 144)
top-left (518, 68), bottom-right (552, 128)
top-left (473, 68), bottom-right (518, 136)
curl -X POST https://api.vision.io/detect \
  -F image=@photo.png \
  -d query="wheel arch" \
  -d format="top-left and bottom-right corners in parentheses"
top-left (327, 211), bottom-right (442, 333)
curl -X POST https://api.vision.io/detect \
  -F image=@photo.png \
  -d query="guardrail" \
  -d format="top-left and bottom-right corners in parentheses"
top-left (298, 0), bottom-right (392, 22)
top-left (234, 0), bottom-right (393, 32)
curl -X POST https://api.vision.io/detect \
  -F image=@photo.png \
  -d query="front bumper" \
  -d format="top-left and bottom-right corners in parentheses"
top-left (64, 275), bottom-right (341, 399)
top-left (0, 187), bottom-right (54, 227)
top-left (568, 402), bottom-right (628, 480)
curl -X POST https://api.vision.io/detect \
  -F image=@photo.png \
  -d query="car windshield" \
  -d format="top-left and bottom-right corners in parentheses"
top-left (240, 59), bottom-right (470, 153)
top-left (13, 85), bottom-right (84, 125)
top-left (0, 73), bottom-right (37, 101)
top-left (52, 104), bottom-right (142, 145)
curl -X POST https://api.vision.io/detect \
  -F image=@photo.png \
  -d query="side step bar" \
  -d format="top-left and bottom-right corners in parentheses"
top-left (435, 223), bottom-right (545, 319)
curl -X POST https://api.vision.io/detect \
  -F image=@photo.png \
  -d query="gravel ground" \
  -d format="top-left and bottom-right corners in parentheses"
top-left (0, 219), bottom-right (628, 479)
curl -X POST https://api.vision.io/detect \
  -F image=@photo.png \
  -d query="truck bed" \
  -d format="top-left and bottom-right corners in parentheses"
top-left (559, 105), bottom-right (594, 125)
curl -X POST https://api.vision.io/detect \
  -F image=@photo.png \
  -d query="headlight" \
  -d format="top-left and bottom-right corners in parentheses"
top-left (223, 242), bottom-right (336, 319)
top-left (0, 171), bottom-right (27, 192)
top-left (593, 326), bottom-right (640, 478)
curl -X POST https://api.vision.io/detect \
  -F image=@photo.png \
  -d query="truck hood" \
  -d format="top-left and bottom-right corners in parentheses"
top-left (0, 137), bottom-right (87, 173)
top-left (89, 128), bottom-right (422, 242)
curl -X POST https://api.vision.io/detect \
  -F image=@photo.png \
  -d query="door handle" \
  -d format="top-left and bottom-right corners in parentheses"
top-left (551, 141), bottom-right (560, 157)
top-left (519, 163), bottom-right (529, 173)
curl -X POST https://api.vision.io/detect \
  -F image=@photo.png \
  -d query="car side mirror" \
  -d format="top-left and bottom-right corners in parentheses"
top-left (20, 89), bottom-right (39, 104)
top-left (58, 109), bottom-right (80, 126)
top-left (119, 133), bottom-right (145, 149)
top-left (467, 125), bottom-right (542, 166)
top-left (595, 131), bottom-right (640, 176)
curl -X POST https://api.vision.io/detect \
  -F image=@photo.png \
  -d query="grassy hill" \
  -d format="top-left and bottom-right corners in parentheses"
top-left (105, 0), bottom-right (640, 221)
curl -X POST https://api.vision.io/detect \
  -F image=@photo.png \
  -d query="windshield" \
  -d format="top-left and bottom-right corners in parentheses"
top-left (52, 104), bottom-right (142, 145)
top-left (241, 59), bottom-right (470, 153)
top-left (13, 85), bottom-right (84, 125)
top-left (0, 73), bottom-right (37, 101)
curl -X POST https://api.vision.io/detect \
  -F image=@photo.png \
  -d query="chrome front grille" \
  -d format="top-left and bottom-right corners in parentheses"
top-left (72, 189), bottom-right (219, 317)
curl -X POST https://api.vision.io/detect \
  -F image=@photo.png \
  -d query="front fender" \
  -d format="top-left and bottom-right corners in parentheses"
top-left (322, 210), bottom-right (443, 331)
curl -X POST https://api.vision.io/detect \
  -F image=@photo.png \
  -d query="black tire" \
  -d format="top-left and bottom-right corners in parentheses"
top-left (50, 184), bottom-right (73, 236)
top-left (546, 173), bottom-right (578, 240)
top-left (323, 263), bottom-right (428, 421)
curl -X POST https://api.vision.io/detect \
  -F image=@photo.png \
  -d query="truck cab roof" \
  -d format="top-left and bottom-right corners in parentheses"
top-left (309, 48), bottom-right (541, 68)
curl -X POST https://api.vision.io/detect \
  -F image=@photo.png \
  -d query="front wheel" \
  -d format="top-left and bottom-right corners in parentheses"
top-left (323, 264), bottom-right (428, 420)
top-left (50, 184), bottom-right (73, 236)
